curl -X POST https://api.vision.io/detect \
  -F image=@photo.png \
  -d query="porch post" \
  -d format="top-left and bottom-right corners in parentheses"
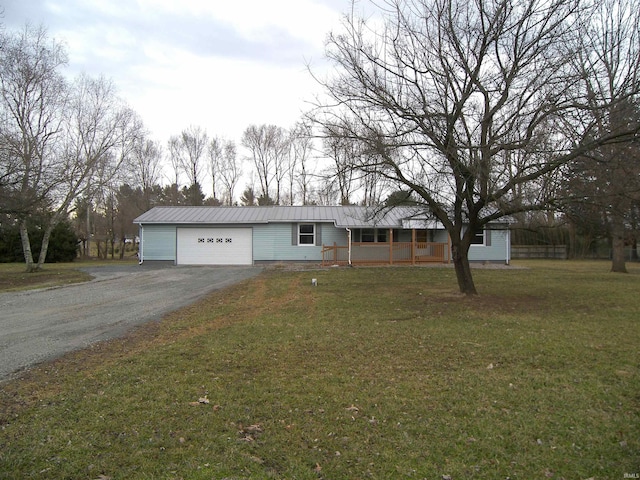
top-left (411, 229), bottom-right (416, 265)
top-left (389, 228), bottom-right (393, 265)
top-left (447, 232), bottom-right (451, 263)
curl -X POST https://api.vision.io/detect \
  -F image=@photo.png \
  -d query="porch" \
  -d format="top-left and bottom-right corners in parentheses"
top-left (321, 239), bottom-right (451, 266)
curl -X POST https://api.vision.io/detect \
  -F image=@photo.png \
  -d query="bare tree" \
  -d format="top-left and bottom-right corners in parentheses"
top-left (60, 74), bottom-right (141, 265)
top-left (242, 124), bottom-right (289, 204)
top-left (0, 24), bottom-right (68, 271)
top-left (114, 183), bottom-right (145, 258)
top-left (360, 159), bottom-right (390, 206)
top-left (568, 0), bottom-right (640, 272)
top-left (563, 101), bottom-right (640, 268)
top-left (219, 140), bottom-right (241, 205)
top-left (311, 0), bottom-right (640, 295)
top-left (273, 129), bottom-right (290, 204)
top-left (131, 137), bottom-right (163, 209)
top-left (167, 136), bottom-right (182, 188)
top-left (207, 136), bottom-right (223, 201)
top-left (322, 131), bottom-right (359, 205)
top-left (315, 176), bottom-right (340, 206)
top-left (242, 125), bottom-right (271, 200)
top-left (172, 125), bottom-right (208, 205)
top-left (289, 121), bottom-right (315, 205)
top-left (207, 136), bottom-right (242, 205)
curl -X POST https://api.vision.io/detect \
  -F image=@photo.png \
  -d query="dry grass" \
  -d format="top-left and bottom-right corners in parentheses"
top-left (0, 260), bottom-right (638, 479)
top-left (0, 263), bottom-right (92, 291)
top-left (0, 259), bottom-right (138, 292)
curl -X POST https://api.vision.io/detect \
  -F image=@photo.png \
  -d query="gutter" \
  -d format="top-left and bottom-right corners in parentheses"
top-left (138, 223), bottom-right (144, 265)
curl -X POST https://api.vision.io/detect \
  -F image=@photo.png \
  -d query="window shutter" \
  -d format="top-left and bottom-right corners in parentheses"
top-left (292, 224), bottom-right (298, 245)
top-left (315, 223), bottom-right (322, 246)
top-left (485, 228), bottom-right (491, 246)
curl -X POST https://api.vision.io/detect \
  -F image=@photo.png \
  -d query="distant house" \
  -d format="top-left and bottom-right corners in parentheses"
top-left (133, 205), bottom-right (511, 266)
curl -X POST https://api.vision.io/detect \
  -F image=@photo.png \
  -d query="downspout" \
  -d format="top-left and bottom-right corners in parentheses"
top-left (346, 228), bottom-right (352, 266)
top-left (506, 227), bottom-right (511, 265)
top-left (138, 224), bottom-right (144, 265)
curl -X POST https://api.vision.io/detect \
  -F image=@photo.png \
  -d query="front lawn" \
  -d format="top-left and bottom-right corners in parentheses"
top-left (0, 259), bottom-right (138, 292)
top-left (0, 261), bottom-right (638, 479)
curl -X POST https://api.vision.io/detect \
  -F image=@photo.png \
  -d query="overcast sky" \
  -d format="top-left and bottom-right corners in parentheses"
top-left (2, 0), bottom-right (348, 145)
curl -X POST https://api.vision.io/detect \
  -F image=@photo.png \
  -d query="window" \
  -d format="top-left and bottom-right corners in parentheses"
top-left (361, 229), bottom-right (375, 242)
top-left (470, 228), bottom-right (485, 245)
top-left (299, 224), bottom-right (315, 245)
top-left (357, 228), bottom-right (391, 243)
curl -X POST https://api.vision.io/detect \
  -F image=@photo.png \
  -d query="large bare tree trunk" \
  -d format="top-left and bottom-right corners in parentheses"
top-left (85, 203), bottom-right (92, 259)
top-left (19, 219), bottom-right (36, 273)
top-left (36, 223), bottom-right (54, 270)
top-left (451, 242), bottom-right (478, 295)
top-left (610, 213), bottom-right (628, 273)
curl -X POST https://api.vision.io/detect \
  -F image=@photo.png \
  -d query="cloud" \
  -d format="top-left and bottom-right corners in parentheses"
top-left (1, 0), bottom-right (343, 144)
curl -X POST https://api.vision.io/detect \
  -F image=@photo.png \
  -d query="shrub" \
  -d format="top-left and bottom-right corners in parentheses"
top-left (0, 219), bottom-right (79, 263)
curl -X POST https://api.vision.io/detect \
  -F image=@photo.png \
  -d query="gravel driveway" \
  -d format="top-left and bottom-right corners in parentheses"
top-left (0, 264), bottom-right (262, 382)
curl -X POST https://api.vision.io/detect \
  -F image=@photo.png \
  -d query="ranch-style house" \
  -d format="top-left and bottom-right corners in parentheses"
top-left (133, 205), bottom-right (511, 266)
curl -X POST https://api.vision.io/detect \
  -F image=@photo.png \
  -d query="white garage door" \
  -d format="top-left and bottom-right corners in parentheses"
top-left (176, 228), bottom-right (253, 265)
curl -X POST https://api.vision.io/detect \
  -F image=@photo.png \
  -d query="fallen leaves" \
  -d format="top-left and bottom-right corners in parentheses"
top-left (238, 423), bottom-right (263, 442)
top-left (188, 396), bottom-right (221, 410)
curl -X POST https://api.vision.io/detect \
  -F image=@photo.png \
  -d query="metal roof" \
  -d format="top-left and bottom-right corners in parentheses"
top-left (133, 205), bottom-right (428, 228)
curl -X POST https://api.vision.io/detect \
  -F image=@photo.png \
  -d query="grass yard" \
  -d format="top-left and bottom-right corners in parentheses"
top-left (0, 259), bottom-right (137, 292)
top-left (0, 263), bottom-right (93, 291)
top-left (0, 261), bottom-right (638, 479)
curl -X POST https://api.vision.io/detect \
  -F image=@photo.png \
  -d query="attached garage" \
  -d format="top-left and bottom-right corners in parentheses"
top-left (176, 227), bottom-right (253, 265)
top-left (134, 206), bottom-right (512, 266)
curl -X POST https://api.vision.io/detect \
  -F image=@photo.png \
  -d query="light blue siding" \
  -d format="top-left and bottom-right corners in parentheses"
top-left (468, 228), bottom-right (510, 262)
top-left (433, 227), bottom-right (510, 262)
top-left (253, 222), bottom-right (347, 261)
top-left (141, 224), bottom-right (176, 261)
top-left (253, 223), bottom-right (300, 262)
top-left (139, 221), bottom-right (509, 264)
top-left (322, 225), bottom-right (349, 246)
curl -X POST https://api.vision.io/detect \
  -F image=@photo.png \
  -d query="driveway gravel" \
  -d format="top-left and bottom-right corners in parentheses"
top-left (0, 264), bottom-right (262, 382)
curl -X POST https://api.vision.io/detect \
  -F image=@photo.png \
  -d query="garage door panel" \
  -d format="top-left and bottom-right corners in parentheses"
top-left (177, 228), bottom-right (252, 265)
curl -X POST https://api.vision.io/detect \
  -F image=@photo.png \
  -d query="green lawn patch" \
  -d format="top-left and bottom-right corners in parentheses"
top-left (0, 261), bottom-right (638, 479)
top-left (0, 259), bottom-right (137, 292)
